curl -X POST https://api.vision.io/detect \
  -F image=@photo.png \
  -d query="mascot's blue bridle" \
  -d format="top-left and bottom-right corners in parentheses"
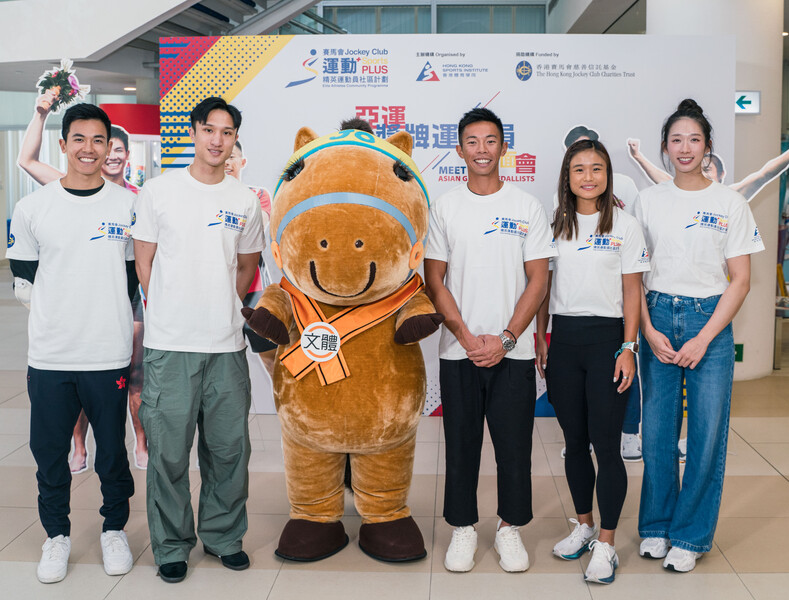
top-left (273, 130), bottom-right (429, 288)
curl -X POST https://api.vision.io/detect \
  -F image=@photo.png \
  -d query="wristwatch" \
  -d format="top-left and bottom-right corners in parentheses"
top-left (615, 341), bottom-right (639, 358)
top-left (499, 332), bottom-right (517, 352)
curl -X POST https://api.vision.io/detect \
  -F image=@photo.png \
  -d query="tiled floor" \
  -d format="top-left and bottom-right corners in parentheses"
top-left (1, 262), bottom-right (788, 599)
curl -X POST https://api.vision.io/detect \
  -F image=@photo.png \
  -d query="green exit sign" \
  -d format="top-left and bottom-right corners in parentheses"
top-left (735, 344), bottom-right (743, 362)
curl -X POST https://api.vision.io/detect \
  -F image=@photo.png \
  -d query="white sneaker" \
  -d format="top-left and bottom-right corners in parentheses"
top-left (100, 530), bottom-right (133, 575)
top-left (663, 546), bottom-right (702, 572)
top-left (584, 540), bottom-right (619, 584)
top-left (553, 518), bottom-right (598, 560)
top-left (444, 526), bottom-right (477, 572)
top-left (678, 438), bottom-right (687, 463)
top-left (621, 433), bottom-right (642, 462)
top-left (494, 519), bottom-right (529, 572)
top-left (37, 535), bottom-right (71, 583)
top-left (639, 536), bottom-right (669, 559)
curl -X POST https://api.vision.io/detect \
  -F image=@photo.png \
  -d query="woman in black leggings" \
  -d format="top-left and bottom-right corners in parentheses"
top-left (535, 139), bottom-right (649, 584)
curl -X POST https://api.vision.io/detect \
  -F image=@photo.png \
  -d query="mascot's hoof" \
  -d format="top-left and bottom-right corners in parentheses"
top-left (274, 519), bottom-right (349, 562)
top-left (358, 516), bottom-right (427, 562)
top-left (394, 313), bottom-right (445, 345)
top-left (241, 306), bottom-right (290, 345)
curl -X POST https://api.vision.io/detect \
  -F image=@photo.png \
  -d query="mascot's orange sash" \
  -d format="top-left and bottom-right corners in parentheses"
top-left (280, 274), bottom-right (424, 386)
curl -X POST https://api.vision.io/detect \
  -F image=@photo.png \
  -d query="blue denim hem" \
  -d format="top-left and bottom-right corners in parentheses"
top-left (639, 530), bottom-right (668, 539)
top-left (670, 539), bottom-right (711, 553)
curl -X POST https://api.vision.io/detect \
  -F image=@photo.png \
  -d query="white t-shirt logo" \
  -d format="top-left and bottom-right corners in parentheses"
top-left (208, 209), bottom-right (248, 232)
top-left (484, 216), bottom-right (530, 237)
top-left (685, 210), bottom-right (728, 233)
top-left (301, 321), bottom-right (341, 363)
top-left (90, 221), bottom-right (131, 242)
top-left (577, 234), bottom-right (623, 252)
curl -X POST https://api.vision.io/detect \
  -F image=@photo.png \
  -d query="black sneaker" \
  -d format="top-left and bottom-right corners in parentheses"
top-left (158, 561), bottom-right (187, 583)
top-left (204, 546), bottom-right (250, 571)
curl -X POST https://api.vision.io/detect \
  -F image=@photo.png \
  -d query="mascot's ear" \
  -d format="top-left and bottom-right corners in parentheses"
top-left (294, 127), bottom-right (319, 152)
top-left (386, 131), bottom-right (413, 157)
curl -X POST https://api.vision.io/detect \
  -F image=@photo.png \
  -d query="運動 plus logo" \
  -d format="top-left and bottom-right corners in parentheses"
top-left (208, 209), bottom-right (247, 232)
top-left (578, 234), bottom-right (623, 252)
top-left (286, 49), bottom-right (319, 88)
top-left (90, 221), bottom-right (131, 242)
top-left (685, 211), bottom-right (728, 233)
top-left (484, 217), bottom-right (530, 237)
top-left (416, 61), bottom-right (440, 82)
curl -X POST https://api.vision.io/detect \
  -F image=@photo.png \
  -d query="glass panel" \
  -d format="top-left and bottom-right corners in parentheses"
top-left (380, 6), bottom-right (427, 34)
top-left (493, 5), bottom-right (513, 33)
top-left (437, 5), bottom-right (491, 34)
top-left (334, 7), bottom-right (377, 34)
top-left (514, 5), bottom-right (545, 33)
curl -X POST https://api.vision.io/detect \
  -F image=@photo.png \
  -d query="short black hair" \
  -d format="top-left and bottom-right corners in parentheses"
top-left (234, 139), bottom-right (244, 153)
top-left (340, 117), bottom-right (374, 134)
top-left (190, 97), bottom-right (242, 130)
top-left (563, 125), bottom-right (599, 149)
top-left (458, 107), bottom-right (504, 144)
top-left (110, 126), bottom-right (129, 152)
top-left (61, 103), bottom-right (111, 142)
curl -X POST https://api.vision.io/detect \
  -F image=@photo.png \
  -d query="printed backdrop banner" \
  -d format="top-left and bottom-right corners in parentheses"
top-left (159, 34), bottom-right (735, 415)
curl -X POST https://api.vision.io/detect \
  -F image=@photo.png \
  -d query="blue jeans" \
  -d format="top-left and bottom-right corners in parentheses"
top-left (622, 370), bottom-right (641, 435)
top-left (638, 291), bottom-right (734, 553)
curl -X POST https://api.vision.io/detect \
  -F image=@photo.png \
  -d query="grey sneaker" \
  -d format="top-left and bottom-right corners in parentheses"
top-left (678, 438), bottom-right (687, 463)
top-left (621, 433), bottom-right (642, 462)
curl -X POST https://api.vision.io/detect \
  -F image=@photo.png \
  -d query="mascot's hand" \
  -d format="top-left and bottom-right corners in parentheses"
top-left (394, 313), bottom-right (445, 345)
top-left (241, 306), bottom-right (290, 345)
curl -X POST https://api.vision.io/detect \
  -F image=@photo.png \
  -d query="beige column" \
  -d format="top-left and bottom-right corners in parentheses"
top-left (648, 0), bottom-right (783, 379)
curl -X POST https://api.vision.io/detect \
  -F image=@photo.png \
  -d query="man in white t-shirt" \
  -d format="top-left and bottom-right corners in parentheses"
top-left (425, 108), bottom-right (557, 574)
top-left (132, 97), bottom-right (264, 583)
top-left (6, 103), bottom-right (136, 584)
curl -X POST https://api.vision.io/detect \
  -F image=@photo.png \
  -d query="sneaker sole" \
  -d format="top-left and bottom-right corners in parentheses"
top-left (663, 554), bottom-right (700, 573)
top-left (494, 543), bottom-right (529, 572)
top-left (443, 559), bottom-right (475, 572)
top-left (104, 560), bottom-right (133, 576)
top-left (553, 542), bottom-right (592, 560)
top-left (585, 561), bottom-right (617, 584)
top-left (37, 569), bottom-right (67, 584)
top-left (622, 456), bottom-right (642, 462)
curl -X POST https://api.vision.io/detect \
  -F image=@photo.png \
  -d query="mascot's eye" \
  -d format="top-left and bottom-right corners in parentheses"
top-left (320, 239), bottom-right (328, 248)
top-left (393, 160), bottom-right (413, 182)
top-left (284, 158), bottom-right (305, 181)
top-left (355, 240), bottom-right (364, 248)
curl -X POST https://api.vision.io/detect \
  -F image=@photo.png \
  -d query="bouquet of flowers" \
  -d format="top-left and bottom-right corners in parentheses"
top-left (36, 58), bottom-right (91, 114)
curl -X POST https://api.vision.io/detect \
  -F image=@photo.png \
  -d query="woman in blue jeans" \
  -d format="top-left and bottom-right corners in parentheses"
top-left (634, 99), bottom-right (764, 572)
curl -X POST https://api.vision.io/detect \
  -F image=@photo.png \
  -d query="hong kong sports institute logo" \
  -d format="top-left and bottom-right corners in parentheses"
top-left (287, 49), bottom-right (320, 88)
top-left (515, 60), bottom-right (532, 81)
top-left (416, 61), bottom-right (440, 82)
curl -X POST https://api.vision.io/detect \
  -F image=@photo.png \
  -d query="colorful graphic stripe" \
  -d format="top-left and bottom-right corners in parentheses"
top-left (160, 35), bottom-right (293, 169)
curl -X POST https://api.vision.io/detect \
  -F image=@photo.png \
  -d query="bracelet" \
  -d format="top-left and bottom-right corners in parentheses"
top-left (503, 328), bottom-right (516, 340)
top-left (614, 342), bottom-right (637, 359)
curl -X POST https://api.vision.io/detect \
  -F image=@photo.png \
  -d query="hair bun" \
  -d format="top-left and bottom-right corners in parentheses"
top-left (678, 98), bottom-right (703, 114)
